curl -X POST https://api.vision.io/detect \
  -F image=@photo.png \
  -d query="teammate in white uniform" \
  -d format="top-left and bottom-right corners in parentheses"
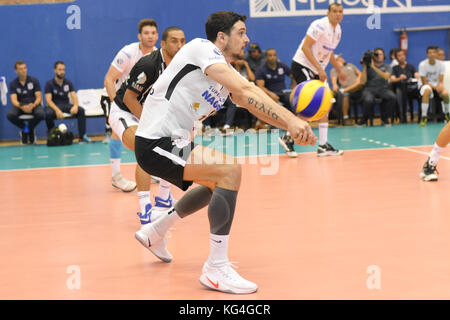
top-left (134, 11), bottom-right (317, 294)
top-left (104, 19), bottom-right (158, 192)
top-left (281, 3), bottom-right (346, 158)
top-left (418, 46), bottom-right (449, 126)
top-left (109, 27), bottom-right (185, 223)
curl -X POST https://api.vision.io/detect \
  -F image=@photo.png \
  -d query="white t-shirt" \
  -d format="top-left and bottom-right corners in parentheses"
top-left (418, 59), bottom-right (445, 87)
top-left (292, 16), bottom-right (342, 74)
top-left (136, 38), bottom-right (236, 140)
top-left (111, 42), bottom-right (158, 90)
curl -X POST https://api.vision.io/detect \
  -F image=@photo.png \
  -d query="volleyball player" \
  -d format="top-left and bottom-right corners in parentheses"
top-left (134, 11), bottom-right (317, 294)
top-left (282, 2), bottom-right (346, 158)
top-left (104, 19), bottom-right (158, 192)
top-left (109, 27), bottom-right (185, 223)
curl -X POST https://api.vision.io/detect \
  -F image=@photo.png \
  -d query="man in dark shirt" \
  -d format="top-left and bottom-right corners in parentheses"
top-left (44, 61), bottom-right (91, 143)
top-left (390, 49), bottom-right (420, 123)
top-left (245, 43), bottom-right (265, 75)
top-left (359, 48), bottom-right (397, 126)
top-left (255, 48), bottom-right (296, 109)
top-left (7, 61), bottom-right (45, 144)
top-left (109, 26), bottom-right (185, 224)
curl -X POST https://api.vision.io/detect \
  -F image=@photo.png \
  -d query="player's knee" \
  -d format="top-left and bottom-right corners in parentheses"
top-left (218, 164), bottom-right (241, 189)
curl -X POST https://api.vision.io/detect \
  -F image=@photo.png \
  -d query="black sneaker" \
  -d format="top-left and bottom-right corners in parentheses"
top-left (317, 142), bottom-right (344, 157)
top-left (420, 158), bottom-right (438, 181)
top-left (278, 133), bottom-right (297, 158)
top-left (20, 130), bottom-right (28, 145)
top-left (28, 130), bottom-right (36, 144)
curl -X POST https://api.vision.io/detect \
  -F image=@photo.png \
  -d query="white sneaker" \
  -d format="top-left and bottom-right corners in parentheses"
top-left (112, 173), bottom-right (137, 192)
top-left (134, 222), bottom-right (172, 262)
top-left (199, 261), bottom-right (258, 294)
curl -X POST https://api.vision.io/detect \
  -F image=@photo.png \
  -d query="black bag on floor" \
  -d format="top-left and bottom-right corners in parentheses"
top-left (47, 127), bottom-right (74, 146)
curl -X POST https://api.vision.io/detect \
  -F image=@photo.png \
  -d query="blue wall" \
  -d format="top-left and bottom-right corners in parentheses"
top-left (1, 0), bottom-right (449, 140)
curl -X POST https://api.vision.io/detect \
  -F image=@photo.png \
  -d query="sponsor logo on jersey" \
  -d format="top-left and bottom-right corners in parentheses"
top-left (27, 82), bottom-right (34, 90)
top-left (192, 102), bottom-right (200, 112)
top-left (131, 72), bottom-right (147, 91)
top-left (201, 87), bottom-right (226, 111)
top-left (63, 84), bottom-right (69, 92)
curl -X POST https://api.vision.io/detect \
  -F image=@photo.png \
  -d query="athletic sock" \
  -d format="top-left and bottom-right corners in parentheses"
top-left (158, 179), bottom-right (171, 200)
top-left (152, 209), bottom-right (182, 236)
top-left (138, 191), bottom-right (150, 213)
top-left (207, 234), bottom-right (229, 264)
top-left (421, 103), bottom-right (429, 118)
top-left (429, 143), bottom-right (444, 166)
top-left (110, 138), bottom-right (122, 177)
top-left (318, 122), bottom-right (328, 145)
top-left (110, 159), bottom-right (121, 177)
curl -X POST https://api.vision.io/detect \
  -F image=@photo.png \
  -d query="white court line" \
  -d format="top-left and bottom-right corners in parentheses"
top-left (11, 157), bottom-right (22, 160)
top-left (63, 154), bottom-right (76, 157)
top-left (89, 153), bottom-right (101, 156)
top-left (37, 155), bottom-right (48, 159)
top-left (398, 146), bottom-right (450, 161)
top-left (2, 144), bottom-right (448, 173)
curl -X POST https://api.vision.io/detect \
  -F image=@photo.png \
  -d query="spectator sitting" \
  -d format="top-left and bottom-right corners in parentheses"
top-left (255, 48), bottom-right (296, 108)
top-left (389, 49), bottom-right (420, 123)
top-left (418, 46), bottom-right (449, 125)
top-left (44, 61), bottom-right (92, 143)
top-left (7, 61), bottom-right (45, 144)
top-left (330, 53), bottom-right (363, 126)
top-left (389, 48), bottom-right (401, 68)
top-left (245, 43), bottom-right (265, 74)
top-left (436, 47), bottom-right (446, 61)
top-left (359, 48), bottom-right (397, 126)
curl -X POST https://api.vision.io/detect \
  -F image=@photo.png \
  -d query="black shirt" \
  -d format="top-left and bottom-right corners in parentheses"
top-left (392, 63), bottom-right (417, 81)
top-left (114, 49), bottom-right (166, 114)
top-left (9, 76), bottom-right (41, 105)
top-left (44, 78), bottom-right (75, 106)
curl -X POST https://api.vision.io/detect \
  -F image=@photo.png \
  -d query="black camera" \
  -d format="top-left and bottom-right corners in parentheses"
top-left (360, 50), bottom-right (379, 66)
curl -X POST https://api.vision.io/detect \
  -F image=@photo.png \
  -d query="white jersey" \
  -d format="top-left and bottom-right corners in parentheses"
top-left (292, 16), bottom-right (342, 74)
top-left (136, 38), bottom-right (235, 140)
top-left (418, 59), bottom-right (445, 87)
top-left (111, 42), bottom-right (158, 90)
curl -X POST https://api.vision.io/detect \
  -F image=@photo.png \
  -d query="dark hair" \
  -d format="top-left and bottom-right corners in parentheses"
top-left (374, 48), bottom-right (385, 59)
top-left (265, 48), bottom-right (276, 57)
top-left (328, 2), bottom-right (343, 11)
top-left (427, 45), bottom-right (438, 53)
top-left (389, 48), bottom-right (401, 58)
top-left (394, 49), bottom-right (405, 59)
top-left (138, 19), bottom-right (158, 34)
top-left (205, 11), bottom-right (247, 42)
top-left (54, 61), bottom-right (65, 69)
top-left (162, 26), bottom-right (183, 41)
top-left (14, 60), bottom-right (26, 69)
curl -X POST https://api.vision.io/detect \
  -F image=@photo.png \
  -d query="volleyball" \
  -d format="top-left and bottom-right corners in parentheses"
top-left (289, 80), bottom-right (334, 121)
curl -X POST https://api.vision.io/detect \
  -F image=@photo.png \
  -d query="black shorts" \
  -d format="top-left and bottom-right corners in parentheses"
top-left (135, 136), bottom-right (198, 191)
top-left (291, 61), bottom-right (320, 84)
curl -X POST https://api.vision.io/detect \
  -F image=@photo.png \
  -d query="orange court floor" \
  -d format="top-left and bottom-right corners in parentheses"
top-left (1, 142), bottom-right (450, 300)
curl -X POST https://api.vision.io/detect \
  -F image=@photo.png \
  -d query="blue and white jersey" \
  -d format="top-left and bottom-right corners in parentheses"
top-left (292, 16), bottom-right (342, 74)
top-left (136, 38), bottom-right (240, 140)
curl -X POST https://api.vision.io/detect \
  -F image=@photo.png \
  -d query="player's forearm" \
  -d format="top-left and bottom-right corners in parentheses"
top-left (104, 77), bottom-right (117, 101)
top-left (123, 90), bottom-right (142, 119)
top-left (302, 45), bottom-right (323, 73)
top-left (236, 85), bottom-right (294, 131)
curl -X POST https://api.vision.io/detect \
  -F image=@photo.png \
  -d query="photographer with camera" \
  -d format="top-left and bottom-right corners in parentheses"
top-left (358, 48), bottom-right (396, 126)
top-left (390, 49), bottom-right (420, 123)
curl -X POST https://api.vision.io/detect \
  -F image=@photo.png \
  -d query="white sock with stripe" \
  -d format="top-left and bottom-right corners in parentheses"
top-left (138, 191), bottom-right (150, 213)
top-left (207, 234), bottom-right (229, 264)
top-left (158, 179), bottom-right (171, 200)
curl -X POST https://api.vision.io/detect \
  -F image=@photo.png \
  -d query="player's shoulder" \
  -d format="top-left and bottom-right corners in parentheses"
top-left (311, 16), bottom-right (328, 29)
top-left (120, 42), bottom-right (140, 56)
